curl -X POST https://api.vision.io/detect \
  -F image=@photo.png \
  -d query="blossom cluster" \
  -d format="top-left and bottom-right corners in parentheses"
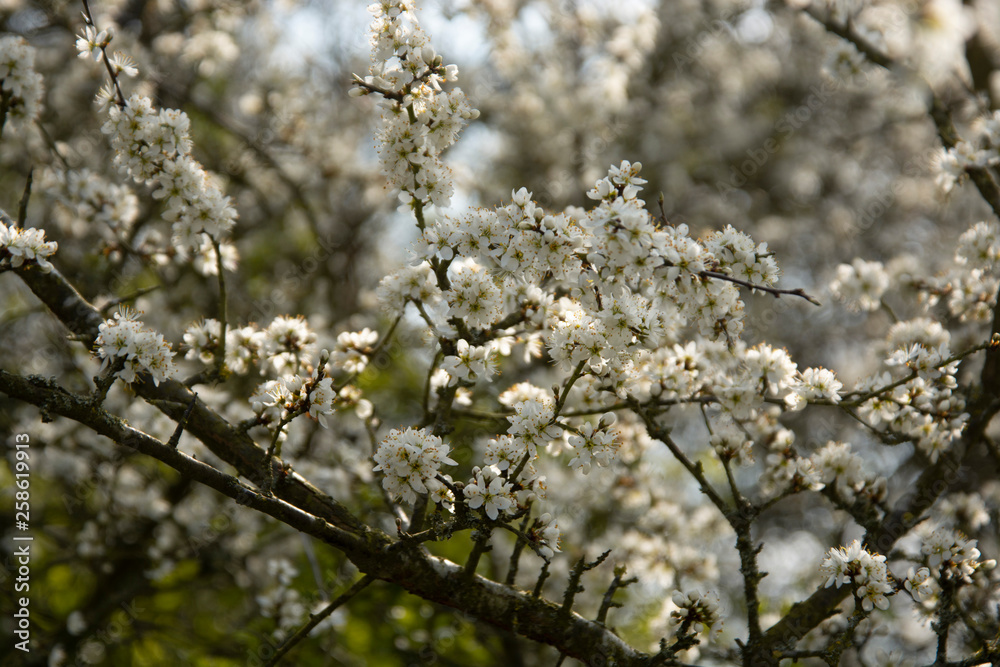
top-left (820, 540), bottom-right (893, 612)
top-left (934, 109), bottom-right (1000, 193)
top-left (331, 328), bottom-right (379, 375)
top-left (41, 168), bottom-right (140, 255)
top-left (185, 315), bottom-right (322, 377)
top-left (854, 318), bottom-right (966, 462)
top-left (922, 220), bottom-right (1000, 322)
top-left (101, 93), bottom-right (238, 265)
top-left (667, 590), bottom-right (723, 638)
top-left (440, 339), bottom-right (497, 385)
top-left (249, 371), bottom-right (338, 429)
top-left (351, 0), bottom-right (479, 210)
top-left (530, 513), bottom-right (561, 560)
top-left (567, 412), bottom-right (620, 474)
top-left (899, 526), bottom-right (995, 608)
top-left (444, 259), bottom-right (503, 330)
top-left (830, 258), bottom-right (889, 312)
top-left (464, 465), bottom-right (516, 520)
top-left (0, 35), bottom-right (44, 134)
top-left (372, 427), bottom-right (457, 505)
top-left (809, 441), bottom-right (885, 503)
top-left (94, 306), bottom-right (177, 386)
top-left (378, 160), bottom-right (795, 415)
top-left (0, 220), bottom-right (58, 272)
top-left (918, 526), bottom-right (993, 583)
top-left (76, 17), bottom-right (239, 270)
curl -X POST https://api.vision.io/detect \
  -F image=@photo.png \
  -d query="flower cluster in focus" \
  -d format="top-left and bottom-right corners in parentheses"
top-left (0, 220), bottom-right (58, 272)
top-left (94, 306), bottom-right (178, 386)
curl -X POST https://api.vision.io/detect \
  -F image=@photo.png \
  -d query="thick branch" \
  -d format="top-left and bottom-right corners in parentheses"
top-left (0, 367), bottom-right (657, 665)
top-left (9, 259), bottom-right (365, 534)
top-left (3, 255), bottom-right (664, 665)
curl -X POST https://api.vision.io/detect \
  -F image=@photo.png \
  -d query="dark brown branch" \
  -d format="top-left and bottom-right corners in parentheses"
top-left (17, 167), bottom-right (32, 227)
top-left (9, 258), bottom-right (366, 534)
top-left (0, 366), bottom-right (660, 666)
top-left (0, 370), bottom-right (366, 554)
top-left (596, 566), bottom-right (636, 625)
top-left (700, 270), bottom-right (821, 306)
top-left (3, 250), bottom-right (664, 666)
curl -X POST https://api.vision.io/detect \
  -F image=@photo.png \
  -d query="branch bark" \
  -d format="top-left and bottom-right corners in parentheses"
top-left (2, 258), bottom-right (660, 666)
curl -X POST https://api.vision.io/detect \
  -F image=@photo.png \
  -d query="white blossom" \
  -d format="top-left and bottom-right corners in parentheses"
top-left (0, 222), bottom-right (58, 272)
top-left (94, 306), bottom-right (177, 386)
top-left (372, 427), bottom-right (457, 505)
top-left (463, 465), bottom-right (516, 520)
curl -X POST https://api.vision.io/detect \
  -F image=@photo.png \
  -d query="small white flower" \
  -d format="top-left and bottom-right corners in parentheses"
top-left (76, 25), bottom-right (109, 62)
top-left (463, 466), bottom-right (515, 520)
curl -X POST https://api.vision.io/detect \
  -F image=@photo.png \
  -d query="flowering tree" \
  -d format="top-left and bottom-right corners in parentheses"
top-left (2, 0), bottom-right (1000, 665)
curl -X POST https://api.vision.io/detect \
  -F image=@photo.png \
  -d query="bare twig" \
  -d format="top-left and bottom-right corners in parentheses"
top-left (699, 270), bottom-right (821, 306)
top-left (264, 575), bottom-right (375, 667)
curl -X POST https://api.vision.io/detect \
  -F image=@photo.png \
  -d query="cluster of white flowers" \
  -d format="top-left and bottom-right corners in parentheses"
top-left (185, 315), bottom-right (340, 380)
top-left (507, 398), bottom-right (563, 456)
top-left (249, 370), bottom-right (338, 429)
top-left (101, 93), bottom-right (238, 263)
top-left (809, 441), bottom-right (884, 503)
top-left (938, 492), bottom-right (991, 531)
top-left (464, 465), bottom-right (516, 520)
top-left (933, 101), bottom-right (1000, 192)
top-left (709, 421), bottom-right (755, 467)
top-left (183, 319), bottom-right (225, 365)
top-left (376, 260), bottom-right (440, 311)
top-left (641, 341), bottom-right (709, 401)
top-left (374, 158), bottom-right (798, 424)
top-left (94, 306), bottom-right (177, 386)
top-left (567, 412), bottom-right (620, 474)
top-left (919, 527), bottom-right (993, 583)
top-left (897, 526), bottom-right (996, 607)
top-left (41, 168), bottom-right (139, 252)
top-left (923, 220), bottom-right (1000, 322)
top-left (955, 220), bottom-right (1000, 269)
top-left (934, 140), bottom-right (999, 193)
top-left (331, 328), bottom-right (379, 375)
top-left (439, 339), bottom-right (497, 385)
top-left (902, 566), bottom-right (935, 603)
top-left (667, 590), bottom-right (723, 638)
top-left (483, 435), bottom-right (524, 471)
top-left (820, 540), bottom-right (893, 612)
top-left (830, 258), bottom-right (889, 312)
top-left (444, 259), bottom-right (503, 330)
top-left (637, 339), bottom-right (844, 426)
top-left (531, 512), bottom-right (561, 559)
top-left (0, 220), bottom-right (58, 272)
top-left (703, 224), bottom-right (780, 287)
top-left (854, 319), bottom-right (966, 462)
top-left (262, 315), bottom-right (316, 375)
top-left (762, 436), bottom-right (825, 494)
top-left (372, 427), bottom-right (457, 505)
top-left (351, 0), bottom-right (478, 210)
top-left (0, 35), bottom-right (44, 134)
top-left (785, 367), bottom-right (843, 409)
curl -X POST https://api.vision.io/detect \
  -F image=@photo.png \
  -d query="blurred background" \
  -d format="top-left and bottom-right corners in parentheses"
top-left (2, 0), bottom-right (999, 664)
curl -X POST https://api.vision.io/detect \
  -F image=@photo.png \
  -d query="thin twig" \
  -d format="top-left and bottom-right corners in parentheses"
top-left (17, 167), bottom-right (33, 227)
top-left (212, 238), bottom-right (228, 378)
top-left (264, 575), bottom-right (375, 667)
top-left (699, 270), bottom-right (821, 306)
